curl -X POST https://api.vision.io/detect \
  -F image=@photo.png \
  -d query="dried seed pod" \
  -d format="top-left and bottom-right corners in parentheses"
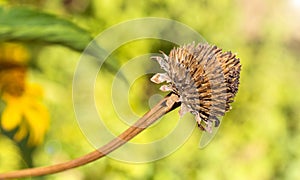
top-left (151, 43), bottom-right (241, 132)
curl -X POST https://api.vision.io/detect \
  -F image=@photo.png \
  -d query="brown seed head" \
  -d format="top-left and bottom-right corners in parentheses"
top-left (151, 43), bottom-right (241, 132)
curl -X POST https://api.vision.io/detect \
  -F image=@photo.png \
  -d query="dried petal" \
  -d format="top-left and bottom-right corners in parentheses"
top-left (150, 73), bottom-right (171, 84)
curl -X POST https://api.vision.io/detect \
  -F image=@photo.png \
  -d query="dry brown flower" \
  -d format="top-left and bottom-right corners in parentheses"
top-left (151, 43), bottom-right (241, 132)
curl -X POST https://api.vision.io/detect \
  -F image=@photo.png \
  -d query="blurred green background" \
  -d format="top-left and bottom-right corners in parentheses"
top-left (0, 0), bottom-right (300, 179)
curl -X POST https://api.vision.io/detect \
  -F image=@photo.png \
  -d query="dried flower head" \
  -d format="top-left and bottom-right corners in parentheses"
top-left (151, 43), bottom-right (241, 132)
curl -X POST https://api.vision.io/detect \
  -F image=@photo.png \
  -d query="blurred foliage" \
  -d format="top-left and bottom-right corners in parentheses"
top-left (0, 0), bottom-right (300, 180)
top-left (0, 6), bottom-right (93, 51)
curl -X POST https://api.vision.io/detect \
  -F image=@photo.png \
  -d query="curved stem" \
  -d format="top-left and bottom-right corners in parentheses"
top-left (0, 93), bottom-right (180, 179)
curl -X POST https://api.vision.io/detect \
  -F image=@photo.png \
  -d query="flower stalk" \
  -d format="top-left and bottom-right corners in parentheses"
top-left (0, 93), bottom-right (180, 179)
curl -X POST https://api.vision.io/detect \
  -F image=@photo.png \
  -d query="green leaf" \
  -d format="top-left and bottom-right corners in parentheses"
top-left (0, 6), bottom-right (125, 80)
top-left (0, 6), bottom-right (92, 51)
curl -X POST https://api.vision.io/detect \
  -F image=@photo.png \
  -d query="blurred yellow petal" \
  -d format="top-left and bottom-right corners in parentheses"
top-left (24, 96), bottom-right (49, 145)
top-left (0, 43), bottom-right (30, 64)
top-left (1, 96), bottom-right (22, 131)
top-left (13, 124), bottom-right (28, 142)
top-left (25, 85), bottom-right (49, 146)
top-left (26, 83), bottom-right (44, 98)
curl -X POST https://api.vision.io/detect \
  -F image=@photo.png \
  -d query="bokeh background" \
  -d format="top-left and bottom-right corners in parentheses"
top-left (0, 0), bottom-right (300, 179)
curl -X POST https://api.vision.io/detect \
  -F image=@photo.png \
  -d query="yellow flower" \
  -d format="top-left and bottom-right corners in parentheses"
top-left (1, 83), bottom-right (50, 146)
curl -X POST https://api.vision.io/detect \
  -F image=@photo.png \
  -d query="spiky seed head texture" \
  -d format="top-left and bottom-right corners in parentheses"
top-left (151, 43), bottom-right (241, 132)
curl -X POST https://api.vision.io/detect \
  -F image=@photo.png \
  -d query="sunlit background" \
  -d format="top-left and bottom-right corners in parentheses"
top-left (0, 0), bottom-right (300, 179)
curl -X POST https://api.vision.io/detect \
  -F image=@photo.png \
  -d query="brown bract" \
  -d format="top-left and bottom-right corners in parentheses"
top-left (151, 43), bottom-right (241, 132)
